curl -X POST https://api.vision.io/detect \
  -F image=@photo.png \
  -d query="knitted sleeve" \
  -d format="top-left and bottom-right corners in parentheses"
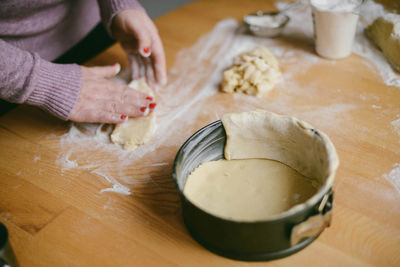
top-left (0, 40), bottom-right (81, 120)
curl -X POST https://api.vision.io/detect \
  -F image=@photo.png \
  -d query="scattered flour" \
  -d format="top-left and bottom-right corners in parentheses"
top-left (360, 94), bottom-right (367, 101)
top-left (53, 0), bottom-right (399, 196)
top-left (93, 171), bottom-right (131, 196)
top-left (352, 0), bottom-right (400, 87)
top-left (151, 162), bottom-right (169, 167)
top-left (382, 163), bottom-right (400, 196)
top-left (277, 0), bottom-right (400, 87)
top-left (310, 0), bottom-right (362, 12)
top-left (297, 103), bottom-right (358, 128)
top-left (33, 155), bottom-right (41, 162)
top-left (56, 151), bottom-right (78, 171)
top-left (100, 184), bottom-right (131, 195)
top-left (55, 19), bottom-right (240, 195)
top-left (372, 104), bottom-right (382, 109)
top-left (392, 118), bottom-right (400, 137)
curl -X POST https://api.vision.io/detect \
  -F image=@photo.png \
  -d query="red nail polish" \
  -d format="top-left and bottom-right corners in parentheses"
top-left (120, 114), bottom-right (127, 120)
top-left (143, 47), bottom-right (150, 54)
top-left (140, 106), bottom-right (147, 112)
top-left (149, 103), bottom-right (157, 109)
top-left (146, 96), bottom-right (153, 101)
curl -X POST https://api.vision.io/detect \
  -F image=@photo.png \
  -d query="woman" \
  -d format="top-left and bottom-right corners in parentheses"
top-left (0, 0), bottom-right (167, 123)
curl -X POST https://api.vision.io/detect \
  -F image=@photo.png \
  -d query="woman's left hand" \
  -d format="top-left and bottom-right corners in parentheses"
top-left (111, 9), bottom-right (167, 87)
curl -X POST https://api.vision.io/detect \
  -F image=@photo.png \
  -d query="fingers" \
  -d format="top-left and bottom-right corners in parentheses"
top-left (129, 53), bottom-right (155, 87)
top-left (110, 86), bottom-right (154, 117)
top-left (70, 103), bottom-right (155, 124)
top-left (129, 54), bottom-right (141, 81)
top-left (145, 62), bottom-right (156, 88)
top-left (85, 64), bottom-right (121, 78)
top-left (69, 108), bottom-right (127, 124)
top-left (120, 15), bottom-right (167, 85)
top-left (138, 56), bottom-right (147, 79)
top-left (127, 41), bottom-right (167, 86)
top-left (106, 101), bottom-right (149, 118)
top-left (151, 37), bottom-right (167, 85)
top-left (69, 69), bottom-right (157, 124)
top-left (132, 25), bottom-right (152, 58)
top-left (89, 111), bottom-right (127, 124)
top-left (140, 56), bottom-right (153, 85)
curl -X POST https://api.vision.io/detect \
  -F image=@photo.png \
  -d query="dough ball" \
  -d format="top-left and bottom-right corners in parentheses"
top-left (221, 46), bottom-right (281, 96)
top-left (183, 159), bottom-right (318, 221)
top-left (367, 14), bottom-right (400, 72)
top-left (111, 79), bottom-right (156, 150)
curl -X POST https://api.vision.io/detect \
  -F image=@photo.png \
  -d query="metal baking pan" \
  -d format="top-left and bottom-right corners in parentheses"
top-left (0, 223), bottom-right (18, 267)
top-left (173, 120), bottom-right (334, 261)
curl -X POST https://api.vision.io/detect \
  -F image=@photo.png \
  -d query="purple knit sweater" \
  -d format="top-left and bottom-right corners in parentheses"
top-left (0, 0), bottom-right (142, 120)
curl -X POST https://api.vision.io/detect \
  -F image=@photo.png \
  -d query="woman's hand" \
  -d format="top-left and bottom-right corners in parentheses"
top-left (111, 8), bottom-right (167, 87)
top-left (69, 64), bottom-right (156, 123)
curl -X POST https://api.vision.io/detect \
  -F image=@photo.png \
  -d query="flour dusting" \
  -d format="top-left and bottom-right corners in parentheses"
top-left (277, 0), bottom-right (400, 87)
top-left (56, 151), bottom-right (78, 171)
top-left (383, 163), bottom-right (400, 196)
top-left (53, 0), bottom-right (399, 196)
top-left (93, 171), bottom-right (132, 195)
top-left (151, 162), bottom-right (169, 167)
top-left (372, 104), bottom-right (382, 109)
top-left (55, 19), bottom-right (240, 194)
top-left (392, 118), bottom-right (400, 136)
top-left (100, 184), bottom-right (131, 195)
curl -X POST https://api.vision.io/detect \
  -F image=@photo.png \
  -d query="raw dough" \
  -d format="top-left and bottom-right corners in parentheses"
top-left (222, 110), bottom-right (338, 182)
top-left (367, 14), bottom-right (400, 72)
top-left (111, 79), bottom-right (156, 150)
top-left (221, 46), bottom-right (281, 95)
top-left (183, 159), bottom-right (318, 221)
top-left (183, 110), bottom-right (339, 221)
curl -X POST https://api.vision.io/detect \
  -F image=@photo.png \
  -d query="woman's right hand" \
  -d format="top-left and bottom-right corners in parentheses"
top-left (69, 64), bottom-right (156, 123)
top-left (111, 8), bottom-right (167, 87)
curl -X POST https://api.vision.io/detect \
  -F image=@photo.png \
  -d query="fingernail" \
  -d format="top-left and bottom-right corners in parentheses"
top-left (120, 114), bottom-right (127, 120)
top-left (114, 63), bottom-right (121, 75)
top-left (146, 96), bottom-right (153, 101)
top-left (149, 103), bottom-right (157, 109)
top-left (141, 47), bottom-right (151, 57)
top-left (140, 106), bottom-right (147, 113)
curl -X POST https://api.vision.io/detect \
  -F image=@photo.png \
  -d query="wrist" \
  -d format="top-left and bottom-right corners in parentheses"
top-left (26, 59), bottom-right (82, 120)
top-left (111, 8), bottom-right (147, 39)
top-left (97, 0), bottom-right (144, 36)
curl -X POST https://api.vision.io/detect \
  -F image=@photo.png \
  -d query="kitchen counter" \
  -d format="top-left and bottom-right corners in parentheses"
top-left (0, 0), bottom-right (399, 266)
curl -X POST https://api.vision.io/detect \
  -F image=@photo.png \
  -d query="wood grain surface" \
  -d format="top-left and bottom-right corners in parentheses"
top-left (1, 0), bottom-right (400, 266)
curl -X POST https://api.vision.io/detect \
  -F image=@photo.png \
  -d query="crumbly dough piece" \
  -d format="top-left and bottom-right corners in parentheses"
top-left (183, 159), bottom-right (318, 221)
top-left (111, 79), bottom-right (156, 150)
top-left (221, 46), bottom-right (281, 95)
top-left (367, 14), bottom-right (400, 72)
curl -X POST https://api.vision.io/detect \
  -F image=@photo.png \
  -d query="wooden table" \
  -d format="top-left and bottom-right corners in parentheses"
top-left (1, 0), bottom-right (400, 266)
